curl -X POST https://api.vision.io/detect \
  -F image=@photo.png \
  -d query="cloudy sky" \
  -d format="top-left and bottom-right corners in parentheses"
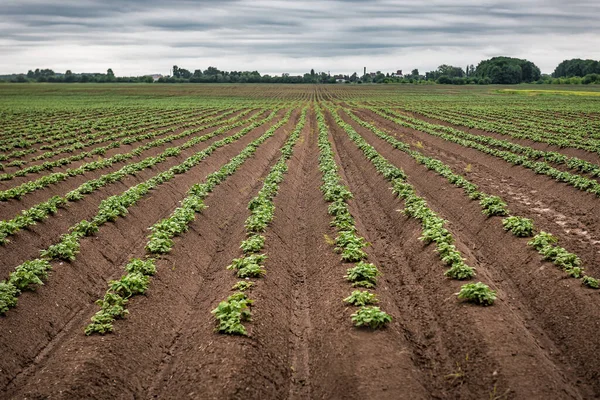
top-left (1, 0), bottom-right (599, 76)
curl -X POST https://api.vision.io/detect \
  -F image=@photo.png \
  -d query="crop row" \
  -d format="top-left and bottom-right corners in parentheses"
top-left (23, 109), bottom-right (210, 164)
top-left (35, 109), bottom-right (205, 152)
top-left (0, 109), bottom-right (285, 315)
top-left (403, 106), bottom-right (600, 153)
top-left (0, 108), bottom-right (193, 161)
top-left (213, 107), bottom-right (307, 335)
top-left (0, 107), bottom-right (235, 180)
top-left (0, 109), bottom-right (269, 245)
top-left (342, 107), bottom-right (599, 289)
top-left (323, 104), bottom-right (497, 306)
top-left (379, 106), bottom-right (600, 178)
top-left (452, 108), bottom-right (600, 139)
top-left (427, 106), bottom-right (600, 141)
top-left (0, 108), bottom-right (216, 177)
top-left (372, 108), bottom-right (600, 197)
top-left (0, 107), bottom-right (140, 148)
top-left (86, 109), bottom-right (296, 334)
top-left (0, 108), bottom-right (259, 201)
top-left (0, 107), bottom-right (161, 146)
top-left (315, 103), bottom-right (393, 328)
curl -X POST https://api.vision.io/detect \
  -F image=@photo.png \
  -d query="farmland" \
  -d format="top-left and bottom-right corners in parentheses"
top-left (1, 83), bottom-right (600, 399)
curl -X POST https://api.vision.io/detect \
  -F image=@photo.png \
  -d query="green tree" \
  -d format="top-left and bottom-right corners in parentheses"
top-left (553, 59), bottom-right (600, 78)
top-left (474, 57), bottom-right (540, 83)
top-left (65, 70), bottom-right (75, 83)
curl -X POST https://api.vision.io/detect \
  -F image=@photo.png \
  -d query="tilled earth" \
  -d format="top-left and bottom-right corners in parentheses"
top-left (1, 100), bottom-right (600, 400)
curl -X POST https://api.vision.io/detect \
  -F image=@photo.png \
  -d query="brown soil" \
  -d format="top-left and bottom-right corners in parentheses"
top-left (2, 108), bottom-right (200, 168)
top-left (1, 105), bottom-right (600, 399)
top-left (0, 107), bottom-right (244, 193)
top-left (0, 109), bottom-right (293, 394)
top-left (398, 109), bottom-right (600, 166)
top-left (342, 108), bottom-right (600, 398)
top-left (0, 109), bottom-right (268, 270)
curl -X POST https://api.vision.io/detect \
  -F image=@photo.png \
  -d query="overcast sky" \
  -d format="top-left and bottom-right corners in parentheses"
top-left (1, 0), bottom-right (599, 76)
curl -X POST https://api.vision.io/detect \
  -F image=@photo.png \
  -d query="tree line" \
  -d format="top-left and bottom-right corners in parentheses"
top-left (1, 57), bottom-right (599, 85)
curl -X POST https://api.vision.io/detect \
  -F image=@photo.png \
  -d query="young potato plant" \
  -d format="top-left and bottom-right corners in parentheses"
top-left (125, 258), bottom-right (157, 275)
top-left (227, 254), bottom-right (267, 278)
top-left (40, 233), bottom-right (80, 261)
top-left (0, 281), bottom-right (19, 314)
top-left (479, 195), bottom-right (509, 217)
top-left (232, 281), bottom-right (254, 292)
top-left (457, 282), bottom-right (497, 306)
top-left (344, 290), bottom-right (378, 306)
top-left (539, 245), bottom-right (581, 268)
top-left (345, 262), bottom-right (380, 288)
top-left (212, 107), bottom-right (307, 336)
top-left (240, 235), bottom-right (265, 254)
top-left (244, 203), bottom-right (275, 232)
top-left (351, 306), bottom-right (392, 329)
top-left (86, 258), bottom-right (155, 335)
top-left (8, 259), bottom-right (51, 290)
top-left (526, 230), bottom-right (597, 284)
top-left (339, 242), bottom-right (368, 263)
top-left (582, 276), bottom-right (599, 289)
top-left (502, 216), bottom-right (534, 237)
top-left (146, 206), bottom-right (199, 254)
top-left (70, 220), bottom-right (99, 237)
top-left (212, 292), bottom-right (253, 336)
top-left (109, 273), bottom-right (150, 298)
top-left (528, 231), bottom-right (558, 250)
top-left (85, 293), bottom-right (129, 335)
top-left (444, 262), bottom-right (476, 280)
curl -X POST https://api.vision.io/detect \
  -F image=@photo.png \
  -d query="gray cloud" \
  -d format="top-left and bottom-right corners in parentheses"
top-left (0, 0), bottom-right (599, 76)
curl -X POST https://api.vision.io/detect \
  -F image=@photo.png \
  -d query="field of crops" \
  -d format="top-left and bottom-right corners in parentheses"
top-left (1, 83), bottom-right (600, 399)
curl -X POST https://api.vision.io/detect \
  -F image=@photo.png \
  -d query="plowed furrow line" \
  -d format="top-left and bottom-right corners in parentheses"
top-left (4, 109), bottom-right (300, 399)
top-left (0, 110), bottom-right (271, 272)
top-left (0, 107), bottom-right (238, 190)
top-left (0, 108), bottom-right (204, 168)
top-left (0, 109), bottom-right (265, 250)
top-left (330, 109), bottom-right (596, 398)
top-left (353, 108), bottom-right (600, 277)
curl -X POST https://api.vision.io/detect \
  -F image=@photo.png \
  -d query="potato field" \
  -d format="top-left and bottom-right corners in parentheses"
top-left (1, 84), bottom-right (600, 399)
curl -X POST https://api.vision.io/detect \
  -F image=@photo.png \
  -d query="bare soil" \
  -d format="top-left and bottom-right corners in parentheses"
top-left (1, 106), bottom-right (599, 399)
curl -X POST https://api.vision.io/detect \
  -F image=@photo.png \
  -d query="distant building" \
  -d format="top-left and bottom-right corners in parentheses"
top-left (151, 74), bottom-right (163, 82)
top-left (391, 70), bottom-right (403, 78)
